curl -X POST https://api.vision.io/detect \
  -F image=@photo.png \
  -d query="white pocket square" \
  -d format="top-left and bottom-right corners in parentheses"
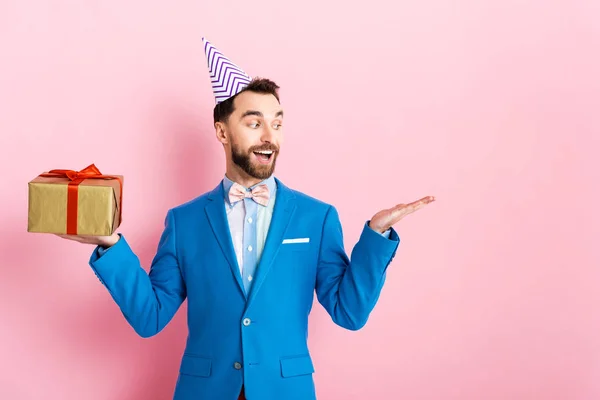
top-left (282, 238), bottom-right (310, 244)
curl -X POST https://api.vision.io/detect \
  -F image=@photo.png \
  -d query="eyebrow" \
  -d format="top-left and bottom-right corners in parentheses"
top-left (240, 110), bottom-right (284, 120)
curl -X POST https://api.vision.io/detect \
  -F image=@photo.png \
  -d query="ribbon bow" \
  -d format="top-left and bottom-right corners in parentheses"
top-left (44, 163), bottom-right (105, 181)
top-left (228, 182), bottom-right (270, 207)
top-left (39, 163), bottom-right (123, 235)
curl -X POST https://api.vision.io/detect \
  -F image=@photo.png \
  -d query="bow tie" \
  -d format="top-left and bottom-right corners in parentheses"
top-left (228, 182), bottom-right (270, 207)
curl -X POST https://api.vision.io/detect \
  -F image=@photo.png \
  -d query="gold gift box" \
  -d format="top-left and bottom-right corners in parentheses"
top-left (27, 165), bottom-right (123, 236)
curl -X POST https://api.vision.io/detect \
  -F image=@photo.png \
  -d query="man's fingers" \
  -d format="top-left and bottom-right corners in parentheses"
top-left (390, 203), bottom-right (406, 218)
top-left (392, 203), bottom-right (406, 211)
top-left (55, 234), bottom-right (73, 240)
top-left (391, 196), bottom-right (435, 220)
top-left (400, 196), bottom-right (435, 211)
top-left (390, 205), bottom-right (410, 221)
top-left (55, 234), bottom-right (87, 243)
top-left (407, 196), bottom-right (435, 207)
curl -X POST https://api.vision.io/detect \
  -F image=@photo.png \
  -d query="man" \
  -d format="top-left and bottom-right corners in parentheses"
top-left (58, 38), bottom-right (435, 400)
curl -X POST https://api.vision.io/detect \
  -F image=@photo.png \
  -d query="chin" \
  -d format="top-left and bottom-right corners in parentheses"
top-left (249, 166), bottom-right (275, 180)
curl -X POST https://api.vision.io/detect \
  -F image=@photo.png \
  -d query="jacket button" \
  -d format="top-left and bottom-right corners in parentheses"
top-left (234, 362), bottom-right (242, 370)
top-left (243, 318), bottom-right (251, 326)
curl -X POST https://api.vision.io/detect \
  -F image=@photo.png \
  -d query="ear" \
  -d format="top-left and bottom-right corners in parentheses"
top-left (215, 121), bottom-right (228, 145)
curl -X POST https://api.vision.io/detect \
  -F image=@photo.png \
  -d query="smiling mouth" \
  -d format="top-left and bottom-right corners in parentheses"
top-left (253, 150), bottom-right (275, 164)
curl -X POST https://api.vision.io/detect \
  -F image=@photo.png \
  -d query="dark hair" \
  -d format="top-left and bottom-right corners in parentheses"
top-left (213, 77), bottom-right (280, 124)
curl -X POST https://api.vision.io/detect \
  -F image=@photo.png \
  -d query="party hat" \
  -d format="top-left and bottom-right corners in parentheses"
top-left (202, 37), bottom-right (252, 104)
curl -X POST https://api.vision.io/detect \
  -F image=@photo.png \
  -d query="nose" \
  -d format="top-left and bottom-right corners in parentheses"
top-left (260, 124), bottom-right (277, 143)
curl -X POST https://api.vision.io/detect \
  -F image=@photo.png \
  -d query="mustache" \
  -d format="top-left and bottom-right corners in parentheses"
top-left (249, 145), bottom-right (279, 153)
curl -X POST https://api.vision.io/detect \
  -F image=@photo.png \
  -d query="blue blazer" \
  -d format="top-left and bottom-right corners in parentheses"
top-left (89, 178), bottom-right (400, 400)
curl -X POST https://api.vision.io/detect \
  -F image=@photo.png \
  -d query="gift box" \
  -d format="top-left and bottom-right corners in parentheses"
top-left (28, 164), bottom-right (123, 236)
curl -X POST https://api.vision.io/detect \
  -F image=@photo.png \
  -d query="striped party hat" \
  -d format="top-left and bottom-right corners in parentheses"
top-left (202, 37), bottom-right (252, 104)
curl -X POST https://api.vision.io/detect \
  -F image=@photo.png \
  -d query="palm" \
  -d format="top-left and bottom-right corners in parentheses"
top-left (369, 196), bottom-right (435, 233)
top-left (55, 232), bottom-right (119, 247)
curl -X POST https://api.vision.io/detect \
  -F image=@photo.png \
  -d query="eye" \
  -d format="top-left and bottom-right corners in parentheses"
top-left (249, 122), bottom-right (260, 128)
top-left (273, 123), bottom-right (282, 130)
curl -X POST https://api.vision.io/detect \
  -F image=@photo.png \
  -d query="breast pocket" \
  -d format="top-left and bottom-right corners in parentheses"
top-left (281, 238), bottom-right (311, 252)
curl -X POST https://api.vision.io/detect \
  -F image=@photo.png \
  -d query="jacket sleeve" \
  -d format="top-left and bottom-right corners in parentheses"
top-left (315, 205), bottom-right (400, 330)
top-left (88, 209), bottom-right (186, 338)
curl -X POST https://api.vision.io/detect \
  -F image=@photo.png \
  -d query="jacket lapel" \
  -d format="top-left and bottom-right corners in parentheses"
top-left (247, 178), bottom-right (296, 306)
top-left (205, 182), bottom-right (246, 299)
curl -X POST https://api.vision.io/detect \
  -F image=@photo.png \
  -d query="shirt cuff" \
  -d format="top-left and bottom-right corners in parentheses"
top-left (367, 222), bottom-right (391, 239)
top-left (96, 234), bottom-right (121, 257)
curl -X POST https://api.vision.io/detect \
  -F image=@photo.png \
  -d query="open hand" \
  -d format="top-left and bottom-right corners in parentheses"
top-left (55, 232), bottom-right (120, 248)
top-left (369, 196), bottom-right (435, 233)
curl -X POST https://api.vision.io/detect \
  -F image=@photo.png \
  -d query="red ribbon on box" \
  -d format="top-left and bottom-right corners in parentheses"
top-left (39, 163), bottom-right (123, 235)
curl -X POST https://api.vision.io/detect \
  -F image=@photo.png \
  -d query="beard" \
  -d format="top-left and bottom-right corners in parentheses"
top-left (231, 140), bottom-right (279, 180)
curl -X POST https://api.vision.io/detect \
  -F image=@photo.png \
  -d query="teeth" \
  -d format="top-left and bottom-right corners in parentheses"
top-left (256, 150), bottom-right (273, 154)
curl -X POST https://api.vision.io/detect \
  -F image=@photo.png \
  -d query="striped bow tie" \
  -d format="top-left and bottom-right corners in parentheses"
top-left (228, 183), bottom-right (270, 207)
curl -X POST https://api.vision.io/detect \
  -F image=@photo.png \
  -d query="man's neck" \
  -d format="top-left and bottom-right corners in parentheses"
top-left (225, 168), bottom-right (270, 189)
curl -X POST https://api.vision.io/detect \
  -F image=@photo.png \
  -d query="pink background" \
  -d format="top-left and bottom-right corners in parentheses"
top-left (1, 1), bottom-right (599, 399)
